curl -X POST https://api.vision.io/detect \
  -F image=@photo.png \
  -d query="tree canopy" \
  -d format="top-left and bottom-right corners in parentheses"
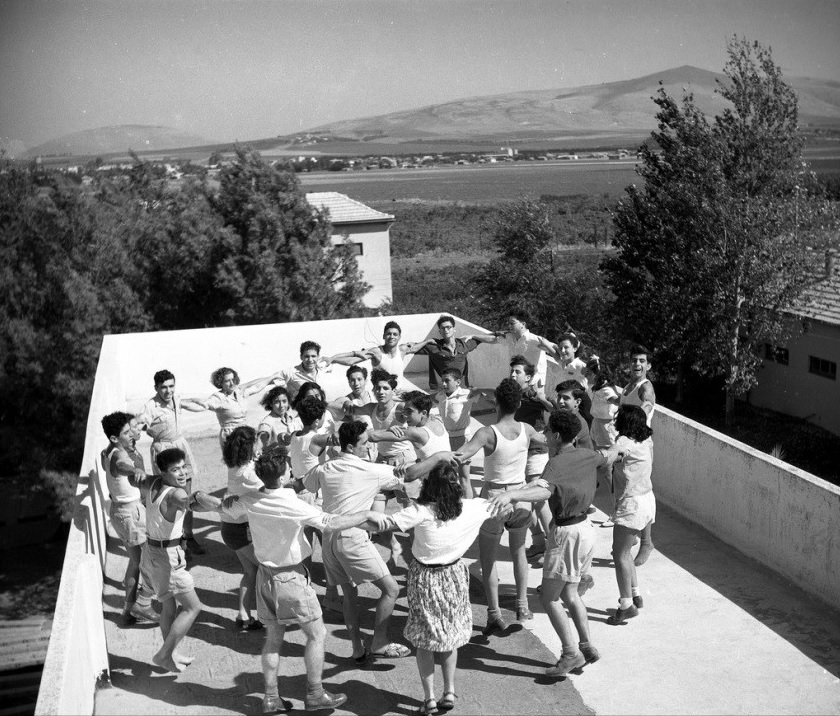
top-left (602, 37), bottom-right (837, 422)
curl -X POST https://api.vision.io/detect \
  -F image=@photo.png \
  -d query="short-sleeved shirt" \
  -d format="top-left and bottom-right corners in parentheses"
top-left (138, 395), bottom-right (184, 443)
top-left (276, 365), bottom-right (322, 401)
top-left (205, 390), bottom-right (247, 431)
top-left (391, 498), bottom-right (492, 565)
top-left (223, 488), bottom-right (332, 568)
top-left (535, 446), bottom-right (605, 522)
top-left (612, 436), bottom-right (654, 500)
top-left (434, 387), bottom-right (479, 437)
top-left (303, 453), bottom-right (400, 524)
top-left (574, 413), bottom-right (593, 450)
top-left (419, 337), bottom-right (479, 389)
top-left (258, 413), bottom-right (297, 449)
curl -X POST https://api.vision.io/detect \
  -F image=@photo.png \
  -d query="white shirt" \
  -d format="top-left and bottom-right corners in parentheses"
top-left (498, 330), bottom-right (547, 386)
top-left (223, 488), bottom-right (332, 568)
top-left (391, 498), bottom-right (493, 564)
top-left (303, 453), bottom-right (401, 517)
top-left (434, 387), bottom-right (480, 437)
top-left (276, 364), bottom-right (322, 400)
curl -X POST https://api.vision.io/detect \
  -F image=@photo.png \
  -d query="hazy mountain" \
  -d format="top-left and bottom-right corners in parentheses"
top-left (302, 66), bottom-right (840, 142)
top-left (25, 125), bottom-right (209, 158)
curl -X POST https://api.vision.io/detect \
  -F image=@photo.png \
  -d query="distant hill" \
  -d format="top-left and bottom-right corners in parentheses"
top-left (25, 125), bottom-right (209, 158)
top-left (297, 65), bottom-right (840, 143)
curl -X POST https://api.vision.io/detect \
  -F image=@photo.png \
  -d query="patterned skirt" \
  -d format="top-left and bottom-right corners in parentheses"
top-left (404, 558), bottom-right (472, 652)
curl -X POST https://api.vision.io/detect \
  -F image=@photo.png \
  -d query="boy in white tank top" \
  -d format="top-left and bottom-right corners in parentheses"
top-left (619, 345), bottom-right (657, 566)
top-left (453, 379), bottom-right (547, 631)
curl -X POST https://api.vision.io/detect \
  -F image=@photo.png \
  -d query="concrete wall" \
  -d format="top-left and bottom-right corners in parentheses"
top-left (749, 319), bottom-right (840, 436)
top-left (330, 221), bottom-right (393, 308)
top-left (651, 405), bottom-right (840, 609)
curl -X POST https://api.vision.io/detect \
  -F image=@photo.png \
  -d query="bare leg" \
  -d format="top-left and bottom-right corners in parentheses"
top-left (416, 648), bottom-right (436, 701)
top-left (340, 583), bottom-right (366, 659)
top-left (152, 589), bottom-right (201, 672)
top-left (612, 525), bottom-right (639, 599)
top-left (123, 544), bottom-right (143, 609)
top-left (261, 622), bottom-right (286, 699)
top-left (235, 544), bottom-right (259, 621)
top-left (441, 649), bottom-right (457, 697)
top-left (540, 579), bottom-right (576, 650)
top-left (158, 596), bottom-right (176, 641)
top-left (634, 522), bottom-right (654, 566)
top-left (299, 618), bottom-right (327, 693)
top-left (508, 527), bottom-right (529, 609)
top-left (370, 574), bottom-right (400, 654)
top-left (560, 582), bottom-right (591, 644)
top-left (478, 530), bottom-right (502, 615)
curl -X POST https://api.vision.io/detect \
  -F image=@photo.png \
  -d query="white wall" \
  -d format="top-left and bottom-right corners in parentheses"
top-left (651, 405), bottom-right (840, 609)
top-left (749, 320), bottom-right (840, 436)
top-left (331, 222), bottom-right (393, 308)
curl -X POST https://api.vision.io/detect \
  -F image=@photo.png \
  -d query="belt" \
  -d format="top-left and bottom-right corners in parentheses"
top-left (417, 557), bottom-right (460, 568)
top-left (485, 481), bottom-right (525, 490)
top-left (554, 513), bottom-right (587, 528)
top-left (147, 537), bottom-right (181, 548)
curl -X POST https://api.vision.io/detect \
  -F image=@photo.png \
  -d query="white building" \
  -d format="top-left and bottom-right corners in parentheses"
top-left (749, 251), bottom-right (840, 436)
top-left (305, 192), bottom-right (395, 309)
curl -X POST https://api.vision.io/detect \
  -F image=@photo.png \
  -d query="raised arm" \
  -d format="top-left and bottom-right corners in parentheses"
top-left (453, 425), bottom-right (494, 462)
top-left (402, 450), bottom-right (458, 483)
top-left (487, 482), bottom-right (552, 517)
top-left (536, 335), bottom-right (560, 358)
top-left (240, 373), bottom-right (276, 398)
top-left (403, 337), bottom-right (436, 355)
top-left (638, 382), bottom-right (657, 415)
top-left (324, 349), bottom-right (367, 367)
top-left (461, 333), bottom-right (498, 345)
top-left (180, 397), bottom-right (209, 412)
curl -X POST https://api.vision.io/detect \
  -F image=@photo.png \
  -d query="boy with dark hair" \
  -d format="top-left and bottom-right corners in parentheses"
top-left (555, 380), bottom-right (594, 451)
top-left (272, 341), bottom-right (326, 401)
top-left (128, 448), bottom-right (211, 672)
top-left (194, 445), bottom-right (387, 713)
top-left (453, 378), bottom-right (547, 629)
top-left (488, 408), bottom-right (606, 676)
top-left (619, 345), bottom-right (657, 566)
top-left (101, 411), bottom-right (159, 626)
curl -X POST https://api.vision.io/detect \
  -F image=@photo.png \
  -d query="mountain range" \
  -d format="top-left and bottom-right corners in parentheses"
top-left (22, 66), bottom-right (840, 159)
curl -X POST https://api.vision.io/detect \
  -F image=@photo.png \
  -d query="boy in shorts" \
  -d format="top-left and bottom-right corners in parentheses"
top-left (100, 412), bottom-right (159, 626)
top-left (453, 379), bottom-right (546, 629)
top-left (131, 448), bottom-right (204, 672)
top-left (195, 446), bottom-right (387, 713)
top-left (488, 408), bottom-right (605, 676)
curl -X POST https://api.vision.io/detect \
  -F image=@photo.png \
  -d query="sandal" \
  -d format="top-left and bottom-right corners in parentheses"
top-left (371, 642), bottom-right (411, 659)
top-left (438, 692), bottom-right (456, 711)
top-left (235, 617), bottom-right (264, 632)
top-left (353, 649), bottom-right (370, 665)
top-left (417, 698), bottom-right (437, 715)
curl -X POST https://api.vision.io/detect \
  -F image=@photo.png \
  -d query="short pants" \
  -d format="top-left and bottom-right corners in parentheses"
top-left (142, 544), bottom-right (194, 601)
top-left (542, 519), bottom-right (596, 584)
top-left (613, 491), bottom-right (656, 532)
top-left (322, 527), bottom-right (389, 587)
top-left (110, 500), bottom-right (147, 547)
top-left (256, 563), bottom-right (322, 626)
top-left (479, 483), bottom-right (531, 535)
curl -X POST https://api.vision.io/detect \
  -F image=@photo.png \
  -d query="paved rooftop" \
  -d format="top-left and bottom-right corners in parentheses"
top-left (95, 377), bottom-right (840, 715)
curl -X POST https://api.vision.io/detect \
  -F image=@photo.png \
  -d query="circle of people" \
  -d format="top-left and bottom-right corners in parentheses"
top-left (100, 314), bottom-right (657, 715)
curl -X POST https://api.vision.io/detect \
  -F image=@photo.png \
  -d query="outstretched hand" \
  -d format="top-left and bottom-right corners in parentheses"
top-left (486, 491), bottom-right (514, 517)
top-left (367, 512), bottom-right (391, 531)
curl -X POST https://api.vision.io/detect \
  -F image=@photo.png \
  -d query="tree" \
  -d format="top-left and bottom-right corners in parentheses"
top-left (603, 37), bottom-right (837, 423)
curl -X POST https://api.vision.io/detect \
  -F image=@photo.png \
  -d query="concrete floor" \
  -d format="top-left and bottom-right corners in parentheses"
top-left (95, 382), bottom-right (840, 715)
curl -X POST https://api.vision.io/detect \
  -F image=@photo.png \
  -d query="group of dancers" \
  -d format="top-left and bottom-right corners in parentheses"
top-left (99, 314), bottom-right (657, 714)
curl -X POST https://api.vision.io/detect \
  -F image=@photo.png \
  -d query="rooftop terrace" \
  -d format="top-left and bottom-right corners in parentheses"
top-left (34, 314), bottom-right (840, 715)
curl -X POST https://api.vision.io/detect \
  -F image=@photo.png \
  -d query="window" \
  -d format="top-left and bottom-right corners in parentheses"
top-left (348, 243), bottom-right (363, 257)
top-left (764, 344), bottom-right (789, 365)
top-left (809, 356), bottom-right (837, 380)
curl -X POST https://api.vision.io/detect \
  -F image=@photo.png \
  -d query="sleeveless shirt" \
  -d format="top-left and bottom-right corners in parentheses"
top-left (484, 424), bottom-right (529, 486)
top-left (414, 419), bottom-right (451, 460)
top-left (104, 446), bottom-right (143, 504)
top-left (376, 349), bottom-right (405, 381)
top-left (620, 379), bottom-right (654, 427)
top-left (145, 479), bottom-right (185, 542)
top-left (370, 402), bottom-right (414, 459)
top-left (290, 431), bottom-right (325, 478)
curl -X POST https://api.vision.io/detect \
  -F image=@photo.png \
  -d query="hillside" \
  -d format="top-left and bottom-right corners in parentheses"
top-left (25, 125), bottom-right (209, 158)
top-left (301, 65), bottom-right (840, 143)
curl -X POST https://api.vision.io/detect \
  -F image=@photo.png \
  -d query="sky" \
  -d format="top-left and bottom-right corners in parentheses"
top-left (1, 0), bottom-right (838, 150)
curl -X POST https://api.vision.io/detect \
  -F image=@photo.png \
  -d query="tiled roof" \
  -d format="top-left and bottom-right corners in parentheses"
top-left (788, 251), bottom-right (840, 326)
top-left (305, 192), bottom-right (394, 225)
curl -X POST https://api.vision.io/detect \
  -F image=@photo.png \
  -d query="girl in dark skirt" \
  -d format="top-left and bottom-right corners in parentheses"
top-left (376, 464), bottom-right (499, 715)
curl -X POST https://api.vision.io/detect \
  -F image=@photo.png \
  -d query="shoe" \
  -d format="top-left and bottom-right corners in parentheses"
top-left (235, 617), bottom-right (264, 632)
top-left (481, 615), bottom-right (508, 636)
top-left (633, 594), bottom-right (644, 609)
top-left (577, 574), bottom-right (595, 597)
top-left (607, 604), bottom-right (639, 625)
top-left (184, 536), bottom-right (206, 555)
top-left (262, 695), bottom-right (291, 714)
top-left (437, 692), bottom-right (456, 711)
top-left (517, 606), bottom-right (533, 621)
top-left (601, 519), bottom-right (614, 528)
top-left (130, 603), bottom-right (160, 623)
top-left (416, 698), bottom-right (438, 715)
top-left (304, 690), bottom-right (348, 711)
top-left (580, 644), bottom-right (601, 664)
top-left (545, 651), bottom-right (586, 677)
top-left (353, 649), bottom-right (370, 665)
top-left (370, 643), bottom-right (411, 659)
top-left (526, 539), bottom-right (545, 559)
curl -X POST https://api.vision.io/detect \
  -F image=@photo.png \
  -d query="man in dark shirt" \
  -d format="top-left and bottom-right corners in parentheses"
top-left (410, 314), bottom-right (494, 390)
top-left (487, 408), bottom-right (605, 678)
